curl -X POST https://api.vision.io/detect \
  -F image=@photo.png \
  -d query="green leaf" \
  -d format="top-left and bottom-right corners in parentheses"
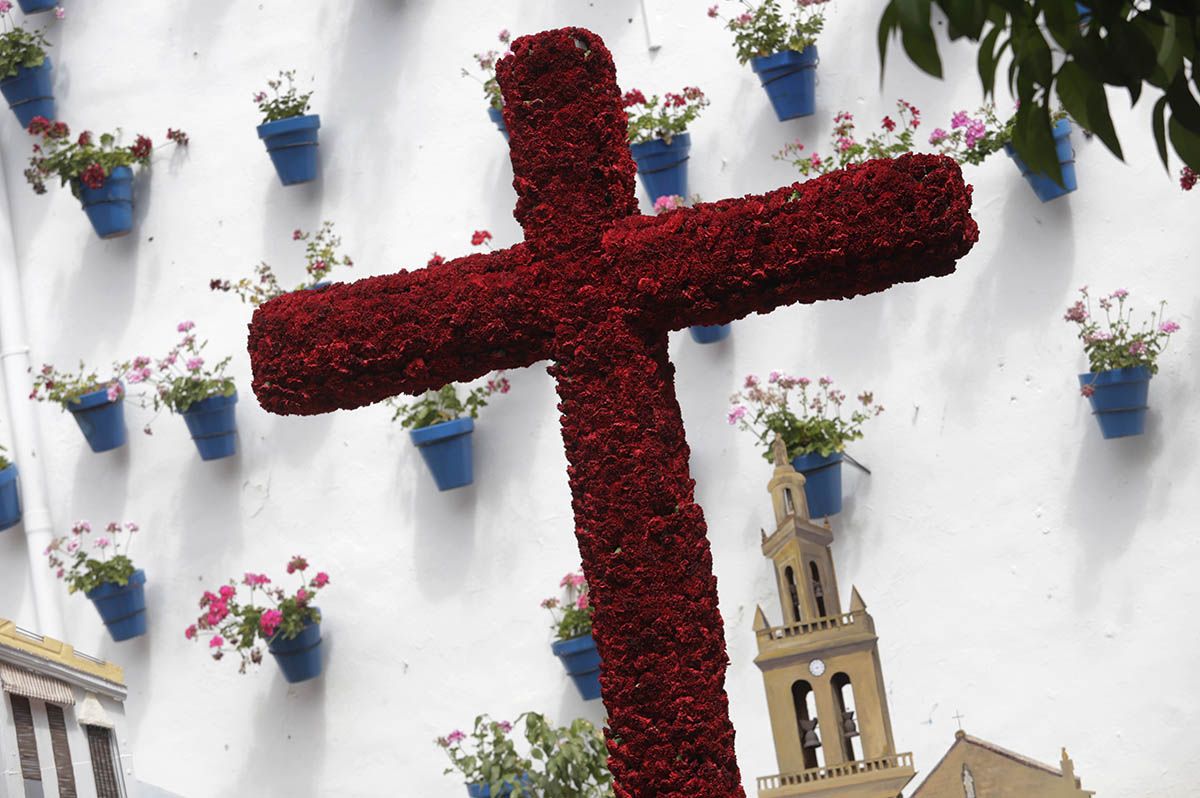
top-left (1056, 61), bottom-right (1123, 159)
top-left (896, 0), bottom-right (943, 76)
top-left (1152, 95), bottom-right (1171, 171)
top-left (1165, 70), bottom-right (1200, 132)
top-left (1012, 103), bottom-right (1063, 184)
top-left (1168, 114), bottom-right (1200, 171)
top-left (977, 25), bottom-right (1006, 96)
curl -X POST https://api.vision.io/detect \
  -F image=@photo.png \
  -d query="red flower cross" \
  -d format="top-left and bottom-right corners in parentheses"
top-left (248, 27), bottom-right (978, 798)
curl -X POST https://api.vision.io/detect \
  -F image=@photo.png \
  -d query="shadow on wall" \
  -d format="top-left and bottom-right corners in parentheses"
top-left (410, 471), bottom-right (478, 601)
top-left (53, 211), bottom-right (142, 355)
top-left (1065, 408), bottom-right (1160, 609)
top-left (70, 443), bottom-right (132, 520)
top-left (233, 637), bottom-right (330, 798)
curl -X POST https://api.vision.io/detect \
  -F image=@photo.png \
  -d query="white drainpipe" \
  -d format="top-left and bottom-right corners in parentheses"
top-left (0, 141), bottom-right (65, 639)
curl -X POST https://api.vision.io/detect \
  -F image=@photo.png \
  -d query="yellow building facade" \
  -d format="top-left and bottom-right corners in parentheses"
top-left (754, 439), bottom-right (914, 798)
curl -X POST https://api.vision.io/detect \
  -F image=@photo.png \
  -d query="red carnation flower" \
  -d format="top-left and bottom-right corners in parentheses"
top-left (470, 230), bottom-right (492, 247)
top-left (80, 162), bottom-right (107, 190)
top-left (427, 253), bottom-right (446, 267)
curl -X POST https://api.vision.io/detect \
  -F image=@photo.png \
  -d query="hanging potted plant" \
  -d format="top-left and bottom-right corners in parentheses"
top-left (437, 713), bottom-right (612, 798)
top-left (930, 104), bottom-right (1076, 202)
top-left (24, 117), bottom-right (189, 238)
top-left (653, 194), bottom-right (732, 344)
top-left (1065, 287), bottom-right (1179, 439)
top-left (15, 0), bottom-right (58, 15)
top-left (775, 99), bottom-right (921, 180)
top-left (0, 4), bottom-right (55, 128)
top-left (462, 28), bottom-right (512, 140)
top-left (29, 361), bottom-right (128, 452)
top-left (131, 321), bottom-right (238, 461)
top-left (210, 221), bottom-right (353, 303)
top-left (254, 70), bottom-right (320, 186)
top-left (46, 521), bottom-right (146, 641)
top-left (624, 86), bottom-right (709, 205)
top-left (187, 556), bottom-right (330, 683)
top-left (389, 372), bottom-right (510, 491)
top-left (708, 0), bottom-right (831, 121)
top-left (542, 572), bottom-right (602, 701)
top-left (729, 373), bottom-right (884, 518)
top-left (0, 445), bottom-right (20, 531)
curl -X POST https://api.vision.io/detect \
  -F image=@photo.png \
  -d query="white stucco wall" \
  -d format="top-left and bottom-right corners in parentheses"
top-left (0, 1), bottom-right (1195, 796)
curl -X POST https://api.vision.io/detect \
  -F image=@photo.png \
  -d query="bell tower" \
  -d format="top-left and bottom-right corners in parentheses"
top-left (754, 437), bottom-right (915, 798)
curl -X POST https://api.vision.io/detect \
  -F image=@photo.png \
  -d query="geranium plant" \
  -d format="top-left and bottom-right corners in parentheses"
top-left (775, 99), bottom-right (921, 179)
top-left (707, 0), bottom-right (831, 63)
top-left (729, 373), bottom-right (884, 459)
top-left (127, 321), bottom-right (235, 426)
top-left (437, 713), bottom-right (612, 798)
top-left (0, 444), bottom-right (10, 470)
top-left (929, 103), bottom-right (1069, 166)
top-left (253, 69), bottom-right (312, 124)
top-left (462, 29), bottom-right (512, 111)
top-left (0, 2), bottom-right (49, 79)
top-left (1065, 287), bottom-right (1180, 395)
top-left (44, 520), bottom-right (138, 594)
top-left (389, 373), bottom-right (509, 430)
top-left (542, 572), bottom-right (592, 642)
top-left (186, 556), bottom-right (329, 674)
top-left (28, 361), bottom-right (124, 407)
top-left (623, 87), bottom-right (709, 146)
top-left (23, 116), bottom-right (188, 197)
top-left (1180, 166), bottom-right (1196, 192)
top-left (210, 221), bottom-right (353, 305)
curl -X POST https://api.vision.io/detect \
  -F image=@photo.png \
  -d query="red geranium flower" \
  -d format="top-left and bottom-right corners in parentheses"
top-left (79, 162), bottom-right (107, 190)
top-left (621, 88), bottom-right (646, 108)
top-left (131, 135), bottom-right (153, 160)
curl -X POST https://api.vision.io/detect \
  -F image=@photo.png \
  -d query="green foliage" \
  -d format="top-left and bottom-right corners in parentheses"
top-left (729, 374), bottom-right (884, 460)
top-left (462, 29), bottom-right (513, 111)
top-left (132, 322), bottom-right (235, 417)
top-left (254, 70), bottom-right (312, 124)
top-left (29, 361), bottom-right (124, 408)
top-left (389, 374), bottom-right (509, 430)
top-left (187, 556), bottom-right (330, 675)
top-left (45, 521), bottom-right (138, 596)
top-left (1065, 287), bottom-right (1180, 377)
top-left (623, 87), bottom-right (709, 146)
top-left (24, 120), bottom-right (183, 198)
top-left (775, 100), bottom-right (922, 179)
top-left (210, 221), bottom-right (354, 306)
top-left (710, 0), bottom-right (830, 64)
top-left (877, 0), bottom-right (1200, 183)
top-left (0, 445), bottom-right (9, 470)
top-left (0, 11), bottom-right (49, 80)
top-left (542, 573), bottom-right (593, 643)
top-left (437, 713), bottom-right (612, 797)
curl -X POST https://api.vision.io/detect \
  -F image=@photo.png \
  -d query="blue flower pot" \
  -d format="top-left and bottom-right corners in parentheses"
top-left (181, 392), bottom-right (238, 461)
top-left (410, 417), bottom-right (475, 491)
top-left (78, 165), bottom-right (134, 239)
top-left (630, 132), bottom-right (690, 205)
top-left (257, 114), bottom-right (320, 186)
top-left (0, 465), bottom-right (21, 532)
top-left (268, 613), bottom-right (323, 683)
top-left (487, 106), bottom-right (509, 141)
top-left (1076, 1), bottom-right (1091, 22)
top-left (1079, 366), bottom-right (1150, 439)
top-left (17, 0), bottom-right (57, 13)
top-left (467, 775), bottom-right (531, 797)
top-left (751, 48), bottom-right (818, 121)
top-left (1004, 119), bottom-right (1077, 203)
top-left (86, 570), bottom-right (147, 642)
top-left (791, 451), bottom-right (844, 518)
top-left (551, 632), bottom-right (602, 701)
top-left (0, 58), bottom-right (55, 129)
top-left (689, 324), bottom-right (731, 344)
top-left (67, 387), bottom-right (127, 453)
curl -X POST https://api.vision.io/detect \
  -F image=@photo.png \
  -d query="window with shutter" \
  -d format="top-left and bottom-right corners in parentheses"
top-left (86, 725), bottom-right (124, 798)
top-left (46, 704), bottom-right (78, 798)
top-left (9, 693), bottom-right (42, 782)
